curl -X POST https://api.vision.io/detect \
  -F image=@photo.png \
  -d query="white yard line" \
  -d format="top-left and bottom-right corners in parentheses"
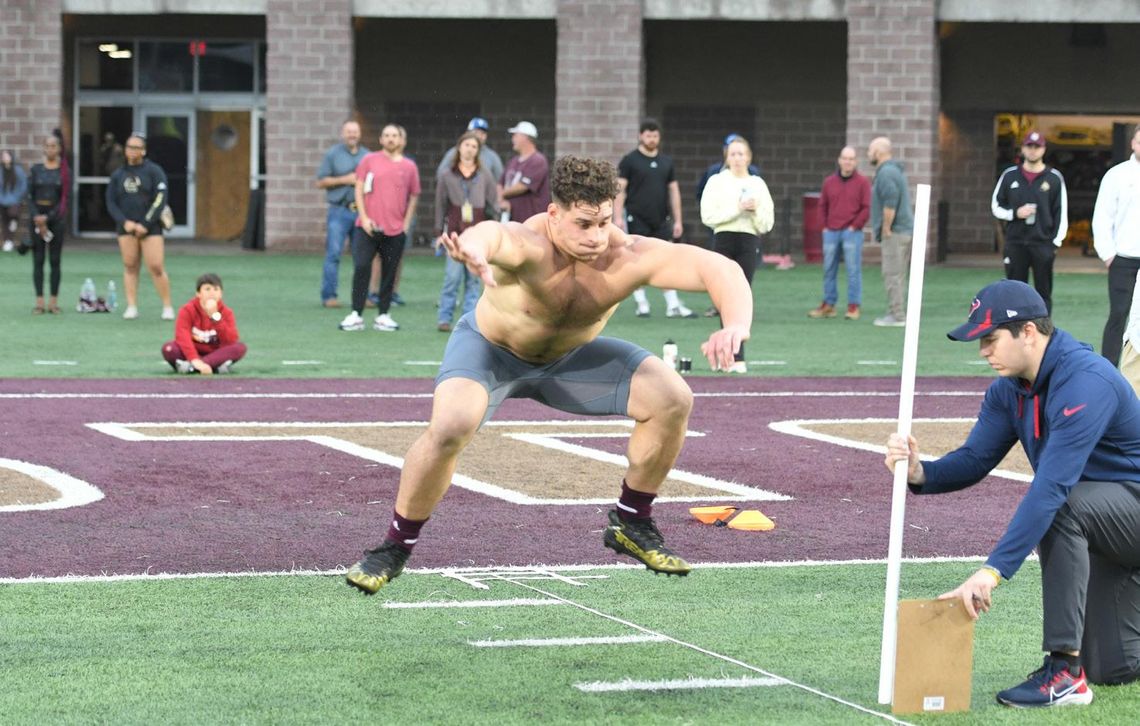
top-left (0, 390), bottom-right (985, 400)
top-left (575, 676), bottom-right (782, 692)
top-left (470, 634), bottom-right (667, 648)
top-left (497, 575), bottom-right (912, 725)
top-left (382, 598), bottom-right (563, 609)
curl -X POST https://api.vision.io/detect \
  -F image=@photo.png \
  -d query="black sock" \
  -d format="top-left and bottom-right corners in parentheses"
top-left (384, 511), bottom-right (428, 553)
top-left (1050, 652), bottom-right (1081, 671)
top-left (616, 480), bottom-right (656, 521)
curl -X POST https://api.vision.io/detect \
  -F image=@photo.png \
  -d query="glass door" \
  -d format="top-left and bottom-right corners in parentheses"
top-left (141, 109), bottom-right (195, 235)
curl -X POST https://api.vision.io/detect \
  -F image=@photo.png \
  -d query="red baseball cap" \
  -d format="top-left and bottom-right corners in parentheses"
top-left (1021, 131), bottom-right (1045, 147)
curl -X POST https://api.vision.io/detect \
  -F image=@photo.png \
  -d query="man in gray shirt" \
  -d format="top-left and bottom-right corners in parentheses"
top-left (868, 136), bottom-right (914, 327)
top-left (316, 120), bottom-right (369, 307)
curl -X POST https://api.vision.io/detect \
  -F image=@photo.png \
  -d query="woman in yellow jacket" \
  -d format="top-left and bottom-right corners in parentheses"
top-left (700, 137), bottom-right (773, 373)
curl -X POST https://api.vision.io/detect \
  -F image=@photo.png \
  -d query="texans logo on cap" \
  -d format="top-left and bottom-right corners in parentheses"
top-left (969, 298), bottom-right (981, 315)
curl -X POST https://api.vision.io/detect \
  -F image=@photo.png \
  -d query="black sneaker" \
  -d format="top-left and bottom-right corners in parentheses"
top-left (603, 509), bottom-right (691, 575)
top-left (345, 541), bottom-right (410, 594)
top-left (996, 657), bottom-right (1093, 708)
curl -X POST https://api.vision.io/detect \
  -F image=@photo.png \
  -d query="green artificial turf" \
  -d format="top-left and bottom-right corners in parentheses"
top-left (0, 246), bottom-right (1111, 378)
top-left (3, 562), bottom-right (1137, 724)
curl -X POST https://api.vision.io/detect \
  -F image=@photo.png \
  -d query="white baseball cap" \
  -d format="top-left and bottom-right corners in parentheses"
top-left (508, 121), bottom-right (538, 138)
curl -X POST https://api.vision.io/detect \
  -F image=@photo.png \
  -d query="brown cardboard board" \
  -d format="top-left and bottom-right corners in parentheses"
top-left (891, 598), bottom-right (974, 714)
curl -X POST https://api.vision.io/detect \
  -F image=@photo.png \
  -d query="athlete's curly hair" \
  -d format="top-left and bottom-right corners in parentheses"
top-left (550, 155), bottom-right (619, 208)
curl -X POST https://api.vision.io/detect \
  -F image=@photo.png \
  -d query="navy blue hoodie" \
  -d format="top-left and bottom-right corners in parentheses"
top-left (916, 329), bottom-right (1140, 578)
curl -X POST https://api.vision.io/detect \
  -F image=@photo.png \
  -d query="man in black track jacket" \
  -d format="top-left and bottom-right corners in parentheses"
top-left (991, 130), bottom-right (1068, 313)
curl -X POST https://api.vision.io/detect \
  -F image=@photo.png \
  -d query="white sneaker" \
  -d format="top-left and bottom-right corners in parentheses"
top-left (666, 305), bottom-right (698, 319)
top-left (122, 305), bottom-right (139, 320)
top-left (635, 303), bottom-right (651, 318)
top-left (873, 314), bottom-right (906, 327)
top-left (339, 311), bottom-right (364, 331)
top-left (7, 219), bottom-right (16, 233)
top-left (374, 313), bottom-right (399, 331)
top-left (174, 359), bottom-right (194, 374)
top-left (216, 360), bottom-right (233, 374)
top-left (726, 361), bottom-right (748, 374)
top-left (161, 306), bottom-right (175, 320)
top-left (2, 239), bottom-right (13, 252)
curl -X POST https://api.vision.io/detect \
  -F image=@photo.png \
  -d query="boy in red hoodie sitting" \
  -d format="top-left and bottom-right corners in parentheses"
top-left (161, 273), bottom-right (247, 375)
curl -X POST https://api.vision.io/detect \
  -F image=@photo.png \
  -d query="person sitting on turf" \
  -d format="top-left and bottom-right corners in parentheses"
top-left (885, 279), bottom-right (1140, 708)
top-left (344, 155), bottom-right (753, 594)
top-left (161, 273), bottom-right (247, 375)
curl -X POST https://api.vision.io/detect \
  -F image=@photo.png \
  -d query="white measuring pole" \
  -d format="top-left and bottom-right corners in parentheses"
top-left (877, 183), bottom-right (932, 705)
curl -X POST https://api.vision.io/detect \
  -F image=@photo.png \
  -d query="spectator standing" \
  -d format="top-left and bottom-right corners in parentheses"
top-left (434, 131), bottom-right (498, 332)
top-left (162, 273), bottom-right (247, 375)
top-left (1093, 126), bottom-right (1140, 366)
top-left (991, 130), bottom-right (1069, 314)
top-left (616, 118), bottom-right (695, 319)
top-left (23, 135), bottom-right (68, 314)
top-left (106, 133), bottom-right (174, 320)
top-left (501, 121), bottom-right (550, 222)
top-left (100, 132), bottom-right (125, 175)
top-left (809, 145), bottom-right (871, 320)
top-left (436, 117), bottom-right (504, 198)
top-left (867, 136), bottom-right (913, 327)
top-left (338, 124), bottom-right (421, 333)
top-left (316, 120), bottom-right (369, 308)
top-left (700, 136), bottom-right (773, 372)
top-left (1, 149), bottom-right (27, 252)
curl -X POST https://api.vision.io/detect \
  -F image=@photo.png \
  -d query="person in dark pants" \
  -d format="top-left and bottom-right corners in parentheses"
top-left (1093, 127), bottom-right (1140, 366)
top-left (886, 279), bottom-right (1140, 708)
top-left (338, 124), bottom-right (420, 332)
top-left (991, 130), bottom-right (1068, 314)
top-left (700, 136), bottom-right (773, 373)
top-left (23, 135), bottom-right (68, 314)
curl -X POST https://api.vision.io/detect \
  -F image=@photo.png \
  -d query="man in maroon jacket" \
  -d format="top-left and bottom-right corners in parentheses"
top-left (809, 145), bottom-right (871, 320)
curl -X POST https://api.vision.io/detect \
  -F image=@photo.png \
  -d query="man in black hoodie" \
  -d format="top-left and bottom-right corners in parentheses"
top-left (991, 130), bottom-right (1068, 313)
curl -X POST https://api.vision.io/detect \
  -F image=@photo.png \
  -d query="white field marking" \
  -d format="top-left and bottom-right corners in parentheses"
top-left (403, 360), bottom-right (442, 366)
top-left (32, 360), bottom-right (78, 366)
top-left (0, 555), bottom-right (1005, 585)
top-left (769, 417), bottom-right (1032, 483)
top-left (747, 360), bottom-right (787, 365)
top-left (576, 676), bottom-right (782, 692)
top-left (87, 420), bottom-right (781, 505)
top-left (0, 390), bottom-right (985, 400)
top-left (471, 634), bottom-right (668, 648)
top-left (382, 598), bottom-right (563, 609)
top-left (505, 432), bottom-right (790, 501)
top-left (443, 569), bottom-right (608, 590)
top-left (856, 360), bottom-right (899, 366)
top-left (0, 458), bottom-right (105, 512)
top-left (281, 360), bottom-right (323, 366)
top-left (496, 576), bottom-right (911, 725)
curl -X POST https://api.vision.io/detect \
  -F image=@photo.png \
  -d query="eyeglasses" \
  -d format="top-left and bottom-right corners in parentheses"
top-left (125, 145), bottom-right (145, 150)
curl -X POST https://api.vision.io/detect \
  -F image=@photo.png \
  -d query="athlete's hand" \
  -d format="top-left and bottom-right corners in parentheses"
top-left (884, 433), bottom-right (924, 484)
top-left (700, 324), bottom-right (747, 371)
top-left (938, 568), bottom-right (998, 620)
top-left (441, 231), bottom-right (496, 288)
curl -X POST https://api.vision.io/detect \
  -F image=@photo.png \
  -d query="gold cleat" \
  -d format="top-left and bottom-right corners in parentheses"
top-left (603, 509), bottom-right (692, 576)
top-left (344, 542), bottom-right (410, 595)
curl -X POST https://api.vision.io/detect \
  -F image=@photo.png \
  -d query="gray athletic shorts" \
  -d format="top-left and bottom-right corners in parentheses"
top-left (436, 312), bottom-right (653, 425)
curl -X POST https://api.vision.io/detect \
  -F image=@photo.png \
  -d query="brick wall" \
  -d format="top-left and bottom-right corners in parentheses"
top-left (847, 0), bottom-right (940, 251)
top-left (555, 0), bottom-right (643, 161)
top-left (264, 0), bottom-right (354, 251)
top-left (0, 1), bottom-right (63, 178)
top-left (940, 110), bottom-right (997, 254)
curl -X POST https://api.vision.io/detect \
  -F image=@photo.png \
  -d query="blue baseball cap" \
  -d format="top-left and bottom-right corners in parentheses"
top-left (947, 280), bottom-right (1049, 341)
top-left (724, 133), bottom-right (742, 146)
top-left (467, 117), bottom-right (490, 131)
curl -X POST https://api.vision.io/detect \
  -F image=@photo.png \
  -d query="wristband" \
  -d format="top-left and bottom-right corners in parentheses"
top-left (980, 565), bottom-right (1002, 586)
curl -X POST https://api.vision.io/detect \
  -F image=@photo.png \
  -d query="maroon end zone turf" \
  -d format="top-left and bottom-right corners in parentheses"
top-left (0, 376), bottom-right (1005, 578)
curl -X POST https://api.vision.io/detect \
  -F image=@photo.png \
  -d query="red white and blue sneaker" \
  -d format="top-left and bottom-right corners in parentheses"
top-left (996, 657), bottom-right (1093, 708)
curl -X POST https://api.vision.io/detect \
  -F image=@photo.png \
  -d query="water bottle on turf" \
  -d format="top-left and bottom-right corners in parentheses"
top-left (107, 280), bottom-right (118, 311)
top-left (662, 339), bottom-right (678, 370)
top-left (78, 277), bottom-right (96, 312)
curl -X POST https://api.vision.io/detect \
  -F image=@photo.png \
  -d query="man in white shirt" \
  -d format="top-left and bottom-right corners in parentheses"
top-left (1093, 127), bottom-right (1140, 366)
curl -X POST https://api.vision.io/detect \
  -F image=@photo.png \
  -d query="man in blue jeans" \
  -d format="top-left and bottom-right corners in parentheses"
top-left (809, 145), bottom-right (870, 320)
top-left (316, 120), bottom-right (369, 307)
